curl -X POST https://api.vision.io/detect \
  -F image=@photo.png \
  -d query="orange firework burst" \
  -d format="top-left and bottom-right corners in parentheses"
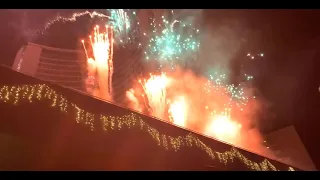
top-left (205, 108), bottom-right (242, 144)
top-left (138, 73), bottom-right (169, 120)
top-left (82, 25), bottom-right (114, 101)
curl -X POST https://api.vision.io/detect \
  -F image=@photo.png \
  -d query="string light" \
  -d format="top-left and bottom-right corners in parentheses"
top-left (0, 84), bottom-right (295, 171)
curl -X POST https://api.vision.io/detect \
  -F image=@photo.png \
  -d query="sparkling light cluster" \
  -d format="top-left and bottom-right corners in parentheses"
top-left (0, 84), bottom-right (294, 171)
top-left (205, 52), bottom-right (265, 109)
top-left (143, 11), bottom-right (200, 67)
top-left (205, 78), bottom-right (247, 109)
top-left (247, 52), bottom-right (264, 60)
top-left (206, 72), bottom-right (255, 109)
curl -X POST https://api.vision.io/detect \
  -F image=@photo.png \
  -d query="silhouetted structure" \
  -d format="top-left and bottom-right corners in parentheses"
top-left (264, 126), bottom-right (316, 170)
top-left (0, 66), bottom-right (297, 170)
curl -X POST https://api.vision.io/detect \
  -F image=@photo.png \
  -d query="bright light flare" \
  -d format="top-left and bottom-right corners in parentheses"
top-left (139, 73), bottom-right (169, 119)
top-left (206, 110), bottom-right (242, 144)
top-left (90, 25), bottom-right (114, 67)
top-left (82, 25), bottom-right (114, 101)
top-left (168, 96), bottom-right (187, 127)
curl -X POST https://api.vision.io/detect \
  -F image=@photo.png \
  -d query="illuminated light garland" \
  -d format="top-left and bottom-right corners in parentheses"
top-left (0, 84), bottom-right (295, 171)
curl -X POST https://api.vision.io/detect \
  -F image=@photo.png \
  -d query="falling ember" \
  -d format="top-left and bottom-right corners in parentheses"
top-left (168, 96), bottom-right (187, 127)
top-left (82, 25), bottom-right (114, 101)
top-left (139, 73), bottom-right (169, 120)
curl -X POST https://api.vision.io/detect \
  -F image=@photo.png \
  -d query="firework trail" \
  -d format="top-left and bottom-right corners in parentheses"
top-left (39, 11), bottom-right (110, 35)
top-left (82, 25), bottom-right (114, 101)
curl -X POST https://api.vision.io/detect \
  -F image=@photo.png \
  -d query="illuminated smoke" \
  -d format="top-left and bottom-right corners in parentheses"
top-left (126, 67), bottom-right (270, 158)
top-left (126, 89), bottom-right (143, 113)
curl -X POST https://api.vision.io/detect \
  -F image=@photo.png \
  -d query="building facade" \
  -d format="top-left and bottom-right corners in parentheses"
top-left (12, 42), bottom-right (87, 92)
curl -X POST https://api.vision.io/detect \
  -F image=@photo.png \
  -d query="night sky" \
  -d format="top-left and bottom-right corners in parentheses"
top-left (0, 9), bottom-right (319, 169)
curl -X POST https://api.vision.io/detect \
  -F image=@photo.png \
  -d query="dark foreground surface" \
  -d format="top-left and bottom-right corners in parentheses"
top-left (0, 66), bottom-right (297, 171)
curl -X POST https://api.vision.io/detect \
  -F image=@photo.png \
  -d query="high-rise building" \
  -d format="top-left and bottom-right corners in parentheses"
top-left (12, 42), bottom-right (87, 92)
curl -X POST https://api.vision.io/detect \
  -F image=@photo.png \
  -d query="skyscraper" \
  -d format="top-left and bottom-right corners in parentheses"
top-left (12, 42), bottom-right (87, 91)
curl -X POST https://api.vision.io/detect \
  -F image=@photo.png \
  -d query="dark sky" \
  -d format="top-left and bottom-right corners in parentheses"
top-left (0, 9), bottom-right (319, 169)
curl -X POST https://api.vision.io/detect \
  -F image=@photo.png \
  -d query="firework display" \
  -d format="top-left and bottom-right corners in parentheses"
top-left (143, 10), bottom-right (201, 68)
top-left (106, 9), bottom-right (138, 45)
top-left (75, 9), bottom-right (272, 159)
